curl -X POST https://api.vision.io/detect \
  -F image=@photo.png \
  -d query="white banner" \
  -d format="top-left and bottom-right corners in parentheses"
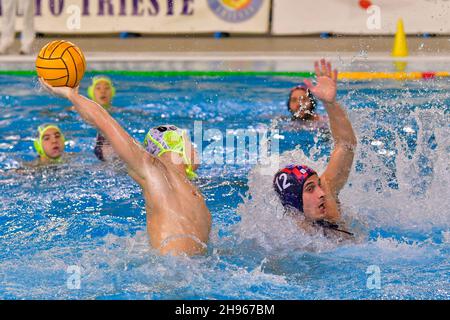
top-left (272, 0), bottom-right (450, 35)
top-left (0, 0), bottom-right (270, 33)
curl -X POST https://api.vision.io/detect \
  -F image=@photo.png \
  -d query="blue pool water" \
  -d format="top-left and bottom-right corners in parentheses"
top-left (0, 74), bottom-right (449, 299)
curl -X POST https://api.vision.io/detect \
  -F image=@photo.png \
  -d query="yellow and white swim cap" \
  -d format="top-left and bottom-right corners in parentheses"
top-left (143, 125), bottom-right (197, 180)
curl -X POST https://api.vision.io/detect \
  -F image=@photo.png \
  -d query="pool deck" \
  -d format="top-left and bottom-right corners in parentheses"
top-left (1, 36), bottom-right (450, 71)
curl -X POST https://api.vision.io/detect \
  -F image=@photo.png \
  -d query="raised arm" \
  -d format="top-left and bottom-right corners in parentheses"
top-left (39, 78), bottom-right (153, 179)
top-left (303, 59), bottom-right (357, 194)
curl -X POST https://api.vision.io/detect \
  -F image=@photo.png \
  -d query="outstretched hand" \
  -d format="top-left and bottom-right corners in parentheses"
top-left (303, 59), bottom-right (338, 104)
top-left (39, 77), bottom-right (78, 100)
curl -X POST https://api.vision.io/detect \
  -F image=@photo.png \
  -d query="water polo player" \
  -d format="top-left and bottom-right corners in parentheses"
top-left (274, 59), bottom-right (357, 238)
top-left (88, 75), bottom-right (115, 111)
top-left (32, 124), bottom-right (66, 165)
top-left (287, 83), bottom-right (323, 122)
top-left (87, 75), bottom-right (117, 161)
top-left (39, 78), bottom-right (211, 256)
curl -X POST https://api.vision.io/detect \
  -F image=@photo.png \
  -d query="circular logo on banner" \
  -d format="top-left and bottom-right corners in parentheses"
top-left (208, 0), bottom-right (264, 23)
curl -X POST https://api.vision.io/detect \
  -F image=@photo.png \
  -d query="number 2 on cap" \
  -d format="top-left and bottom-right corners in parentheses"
top-left (276, 173), bottom-right (291, 191)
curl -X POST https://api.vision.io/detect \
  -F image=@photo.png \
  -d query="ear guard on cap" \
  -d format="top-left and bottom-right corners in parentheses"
top-left (87, 75), bottom-right (116, 102)
top-left (143, 125), bottom-right (198, 180)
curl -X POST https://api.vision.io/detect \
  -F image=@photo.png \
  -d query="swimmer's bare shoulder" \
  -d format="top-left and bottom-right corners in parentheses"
top-left (318, 176), bottom-right (341, 221)
top-left (130, 153), bottom-right (211, 255)
top-left (68, 105), bottom-right (115, 113)
top-left (16, 152), bottom-right (76, 171)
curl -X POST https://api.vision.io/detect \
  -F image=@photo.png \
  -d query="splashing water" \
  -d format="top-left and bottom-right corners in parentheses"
top-left (0, 75), bottom-right (448, 299)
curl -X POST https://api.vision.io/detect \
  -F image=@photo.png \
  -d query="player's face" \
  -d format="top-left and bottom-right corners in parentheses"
top-left (302, 175), bottom-right (327, 220)
top-left (94, 81), bottom-right (112, 106)
top-left (289, 89), bottom-right (313, 117)
top-left (41, 128), bottom-right (65, 159)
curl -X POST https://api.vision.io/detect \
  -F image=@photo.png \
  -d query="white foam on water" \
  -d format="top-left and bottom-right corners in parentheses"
top-left (343, 107), bottom-right (450, 231)
top-left (235, 94), bottom-right (449, 253)
top-left (0, 230), bottom-right (292, 299)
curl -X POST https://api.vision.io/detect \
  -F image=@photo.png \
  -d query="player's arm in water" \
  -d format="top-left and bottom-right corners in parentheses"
top-left (38, 78), bottom-right (152, 182)
top-left (303, 59), bottom-right (357, 195)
